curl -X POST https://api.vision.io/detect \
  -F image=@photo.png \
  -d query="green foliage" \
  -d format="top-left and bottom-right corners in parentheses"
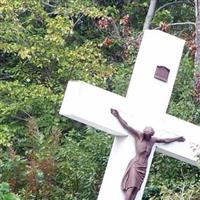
top-left (168, 55), bottom-right (200, 124)
top-left (0, 80), bottom-right (60, 151)
top-left (0, 1), bottom-right (120, 198)
top-left (109, 66), bottom-right (132, 96)
top-left (123, 1), bottom-right (149, 29)
top-left (144, 153), bottom-right (200, 199)
top-left (153, 10), bottom-right (173, 25)
top-left (0, 0), bottom-right (115, 91)
top-left (56, 128), bottom-right (112, 200)
top-left (0, 182), bottom-right (20, 200)
top-left (150, 183), bottom-right (200, 200)
top-left (0, 126), bottom-right (11, 147)
top-left (0, 119), bottom-right (112, 199)
top-left (152, 1), bottom-right (195, 29)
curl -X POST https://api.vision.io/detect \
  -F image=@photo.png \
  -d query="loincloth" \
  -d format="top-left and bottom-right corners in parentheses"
top-left (121, 159), bottom-right (147, 191)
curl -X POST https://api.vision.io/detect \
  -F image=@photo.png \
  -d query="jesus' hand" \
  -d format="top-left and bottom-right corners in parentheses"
top-left (176, 136), bottom-right (185, 142)
top-left (111, 108), bottom-right (119, 117)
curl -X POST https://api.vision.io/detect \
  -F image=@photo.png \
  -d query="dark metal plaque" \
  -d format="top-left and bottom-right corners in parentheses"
top-left (154, 66), bottom-right (170, 82)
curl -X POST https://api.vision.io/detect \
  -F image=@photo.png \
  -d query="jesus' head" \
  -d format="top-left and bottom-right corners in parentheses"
top-left (143, 126), bottom-right (154, 140)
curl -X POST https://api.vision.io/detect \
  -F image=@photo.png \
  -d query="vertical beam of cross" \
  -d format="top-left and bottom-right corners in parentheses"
top-left (97, 31), bottom-right (185, 200)
top-left (126, 31), bottom-right (185, 123)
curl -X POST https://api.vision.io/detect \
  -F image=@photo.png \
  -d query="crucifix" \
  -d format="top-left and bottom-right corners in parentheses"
top-left (60, 30), bottom-right (200, 200)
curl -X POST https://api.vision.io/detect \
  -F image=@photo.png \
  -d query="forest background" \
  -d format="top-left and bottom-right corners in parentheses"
top-left (1, 0), bottom-right (200, 199)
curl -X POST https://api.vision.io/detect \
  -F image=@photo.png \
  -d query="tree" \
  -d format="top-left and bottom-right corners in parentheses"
top-left (143, 0), bottom-right (158, 30)
top-left (195, 0), bottom-right (200, 67)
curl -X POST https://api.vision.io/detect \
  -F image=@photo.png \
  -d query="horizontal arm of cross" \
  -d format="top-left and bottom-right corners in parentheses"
top-left (60, 81), bottom-right (134, 137)
top-left (156, 114), bottom-right (200, 166)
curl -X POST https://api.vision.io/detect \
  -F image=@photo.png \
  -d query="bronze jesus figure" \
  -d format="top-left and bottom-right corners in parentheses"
top-left (111, 108), bottom-right (185, 200)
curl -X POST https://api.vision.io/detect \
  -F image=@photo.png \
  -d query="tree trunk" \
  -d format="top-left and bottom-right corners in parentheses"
top-left (195, 0), bottom-right (200, 67)
top-left (143, 0), bottom-right (158, 30)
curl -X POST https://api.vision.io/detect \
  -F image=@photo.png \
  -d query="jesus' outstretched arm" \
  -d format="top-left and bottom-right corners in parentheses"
top-left (111, 108), bottom-right (140, 139)
top-left (155, 136), bottom-right (185, 144)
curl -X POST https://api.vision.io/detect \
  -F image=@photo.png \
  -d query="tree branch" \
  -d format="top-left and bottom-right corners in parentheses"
top-left (0, 75), bottom-right (13, 80)
top-left (195, 0), bottom-right (200, 67)
top-left (11, 115), bottom-right (28, 122)
top-left (110, 19), bottom-right (121, 39)
top-left (156, 0), bottom-right (194, 13)
top-left (169, 22), bottom-right (196, 27)
top-left (41, 1), bottom-right (57, 8)
top-left (143, 0), bottom-right (158, 30)
top-left (154, 22), bottom-right (196, 30)
top-left (73, 14), bottom-right (84, 29)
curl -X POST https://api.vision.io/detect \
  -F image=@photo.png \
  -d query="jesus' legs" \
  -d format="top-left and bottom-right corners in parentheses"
top-left (125, 187), bottom-right (139, 200)
top-left (131, 187), bottom-right (139, 200)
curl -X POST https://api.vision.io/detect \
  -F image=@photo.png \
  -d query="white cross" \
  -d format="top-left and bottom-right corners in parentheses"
top-left (60, 30), bottom-right (200, 200)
